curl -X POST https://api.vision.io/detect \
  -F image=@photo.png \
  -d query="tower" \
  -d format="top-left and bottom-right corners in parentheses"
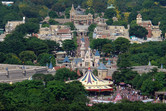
top-left (94, 50), bottom-right (100, 67)
top-left (136, 13), bottom-right (142, 24)
top-left (97, 63), bottom-right (108, 79)
top-left (83, 47), bottom-right (93, 67)
top-left (70, 4), bottom-right (75, 22)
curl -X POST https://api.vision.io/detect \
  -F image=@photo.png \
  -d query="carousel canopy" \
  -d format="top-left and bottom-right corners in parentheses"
top-left (78, 67), bottom-right (113, 92)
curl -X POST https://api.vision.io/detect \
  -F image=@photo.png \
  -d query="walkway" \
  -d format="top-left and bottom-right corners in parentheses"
top-left (76, 35), bottom-right (89, 57)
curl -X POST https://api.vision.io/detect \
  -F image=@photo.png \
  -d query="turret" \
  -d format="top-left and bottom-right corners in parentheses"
top-left (70, 4), bottom-right (75, 22)
top-left (106, 60), bottom-right (111, 68)
top-left (136, 13), bottom-right (142, 24)
top-left (97, 63), bottom-right (108, 79)
top-left (94, 50), bottom-right (100, 67)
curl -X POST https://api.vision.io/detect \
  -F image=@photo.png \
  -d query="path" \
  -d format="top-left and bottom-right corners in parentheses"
top-left (76, 35), bottom-right (89, 57)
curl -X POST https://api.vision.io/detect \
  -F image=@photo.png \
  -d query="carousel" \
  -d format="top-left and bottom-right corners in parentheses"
top-left (78, 67), bottom-right (113, 92)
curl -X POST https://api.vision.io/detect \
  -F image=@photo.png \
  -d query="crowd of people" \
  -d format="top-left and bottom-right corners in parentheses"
top-left (88, 84), bottom-right (151, 104)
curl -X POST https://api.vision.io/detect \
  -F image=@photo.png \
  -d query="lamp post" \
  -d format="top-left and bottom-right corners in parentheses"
top-left (6, 67), bottom-right (9, 78)
top-left (22, 61), bottom-right (26, 76)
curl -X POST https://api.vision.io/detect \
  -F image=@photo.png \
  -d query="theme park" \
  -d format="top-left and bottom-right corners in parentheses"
top-left (0, 0), bottom-right (166, 110)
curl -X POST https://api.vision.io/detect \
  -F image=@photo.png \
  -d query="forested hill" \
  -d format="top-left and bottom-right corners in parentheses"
top-left (0, 0), bottom-right (166, 35)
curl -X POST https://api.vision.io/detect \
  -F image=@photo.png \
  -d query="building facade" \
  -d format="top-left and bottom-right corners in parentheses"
top-left (70, 4), bottom-right (93, 25)
top-left (38, 25), bottom-right (72, 46)
top-left (93, 21), bottom-right (129, 40)
top-left (136, 14), bottom-right (162, 38)
top-left (5, 17), bottom-right (25, 34)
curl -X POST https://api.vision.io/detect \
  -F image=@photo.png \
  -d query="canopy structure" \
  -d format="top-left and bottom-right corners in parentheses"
top-left (78, 67), bottom-right (113, 92)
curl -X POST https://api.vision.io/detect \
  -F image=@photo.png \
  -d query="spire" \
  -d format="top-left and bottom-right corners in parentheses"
top-left (71, 4), bottom-right (75, 11)
top-left (63, 56), bottom-right (70, 63)
top-left (107, 60), bottom-right (111, 65)
top-left (98, 63), bottom-right (107, 70)
top-left (148, 61), bottom-right (151, 66)
top-left (49, 62), bottom-right (53, 69)
top-left (95, 50), bottom-right (100, 56)
top-left (161, 64), bottom-right (163, 69)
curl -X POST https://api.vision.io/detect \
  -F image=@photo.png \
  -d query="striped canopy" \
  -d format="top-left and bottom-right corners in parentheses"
top-left (78, 67), bottom-right (113, 92)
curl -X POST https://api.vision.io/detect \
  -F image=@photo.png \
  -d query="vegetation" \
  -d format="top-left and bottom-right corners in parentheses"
top-left (0, 78), bottom-right (166, 110)
top-left (0, 22), bottom-right (60, 66)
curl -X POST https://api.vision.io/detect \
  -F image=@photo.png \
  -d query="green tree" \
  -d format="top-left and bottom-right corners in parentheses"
top-left (104, 9), bottom-right (116, 19)
top-left (19, 51), bottom-right (37, 62)
top-left (113, 37), bottom-right (130, 55)
top-left (37, 53), bottom-right (55, 66)
top-left (102, 44), bottom-right (113, 56)
top-left (49, 10), bottom-right (58, 18)
top-left (62, 40), bottom-right (76, 56)
top-left (49, 19), bottom-right (59, 25)
top-left (141, 79), bottom-right (155, 96)
top-left (112, 20), bottom-right (128, 28)
top-left (4, 53), bottom-right (22, 64)
top-left (44, 40), bottom-right (60, 53)
top-left (26, 38), bottom-right (48, 55)
top-left (42, 22), bottom-right (49, 27)
top-left (142, 0), bottom-right (154, 8)
top-left (46, 80), bottom-right (67, 100)
top-left (129, 26), bottom-right (148, 39)
top-left (90, 39), bottom-right (112, 51)
top-left (0, 52), bottom-right (6, 63)
top-left (93, 0), bottom-right (107, 13)
top-left (106, 19), bottom-right (113, 25)
top-left (65, 7), bottom-right (71, 18)
top-left (64, 22), bottom-right (75, 30)
top-left (117, 53), bottom-right (131, 69)
top-left (54, 68), bottom-right (78, 81)
top-left (3, 36), bottom-right (26, 55)
top-left (88, 23), bottom-right (96, 32)
top-left (66, 81), bottom-right (88, 103)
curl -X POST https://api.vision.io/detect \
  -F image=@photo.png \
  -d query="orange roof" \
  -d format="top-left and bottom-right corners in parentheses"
top-left (77, 69), bottom-right (81, 76)
top-left (102, 35), bottom-right (107, 38)
top-left (57, 28), bottom-right (70, 33)
top-left (54, 66), bottom-right (66, 70)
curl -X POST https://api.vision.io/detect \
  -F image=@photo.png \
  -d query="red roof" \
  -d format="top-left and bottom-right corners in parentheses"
top-left (105, 76), bottom-right (112, 80)
top-left (102, 35), bottom-right (107, 38)
top-left (57, 28), bottom-right (70, 34)
top-left (119, 82), bottom-right (125, 85)
top-left (54, 66), bottom-right (66, 70)
top-left (77, 69), bottom-right (81, 76)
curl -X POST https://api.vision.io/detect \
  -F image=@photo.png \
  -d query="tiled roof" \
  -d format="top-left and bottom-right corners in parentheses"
top-left (57, 28), bottom-right (70, 33)
top-left (54, 66), bottom-right (66, 70)
top-left (98, 63), bottom-right (107, 70)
